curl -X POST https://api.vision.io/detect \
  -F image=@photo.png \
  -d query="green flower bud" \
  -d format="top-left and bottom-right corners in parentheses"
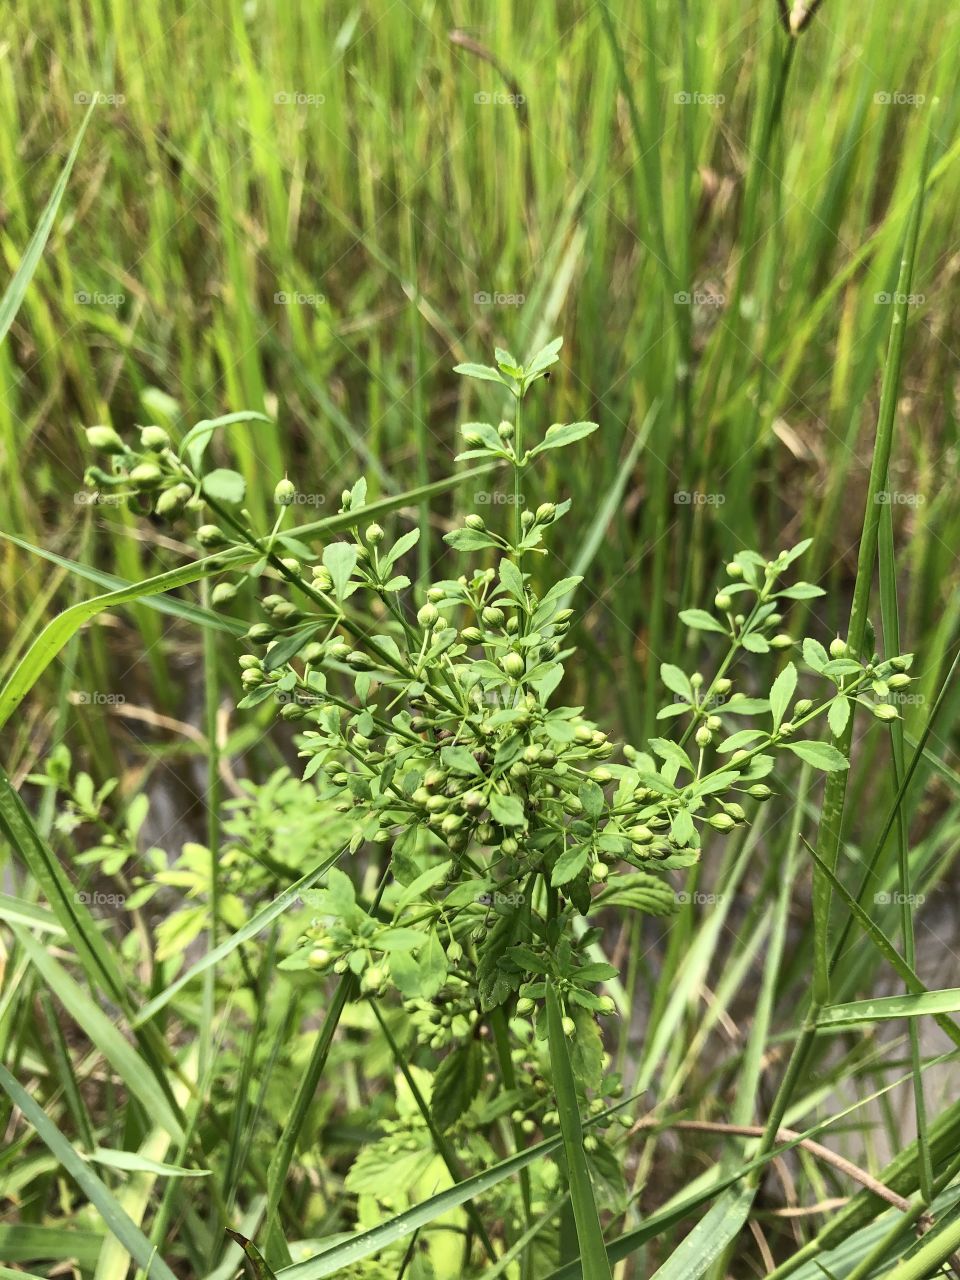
top-left (536, 502), bottom-right (557, 522)
top-left (748, 784), bottom-right (773, 800)
top-left (307, 947), bottom-right (331, 970)
top-left (771, 633), bottom-right (794, 649)
top-left (240, 667), bottom-right (263, 688)
top-left (301, 641), bottom-right (324, 663)
top-left (516, 996), bottom-right (534, 1015)
top-left (794, 698), bottom-right (813, 716)
top-left (708, 812), bottom-right (736, 832)
top-left (461, 626), bottom-right (483, 644)
top-left (500, 652), bottom-right (525, 679)
top-left (873, 702), bottom-right (899, 721)
top-left (154, 483), bottom-right (192, 518)
top-left (245, 623), bottom-right (275, 644)
top-left (280, 556), bottom-right (301, 574)
top-left (417, 602), bottom-right (439, 627)
top-left (481, 605), bottom-right (505, 626)
top-left (238, 655), bottom-right (261, 670)
top-left (597, 995), bottom-right (616, 1014)
top-left (365, 522), bottom-right (384, 544)
top-left (726, 561), bottom-right (743, 578)
top-left (129, 461), bottom-right (163, 488)
top-left (497, 420), bottom-right (514, 439)
top-left (690, 672), bottom-right (703, 689)
top-left (197, 523), bottom-right (228, 547)
top-left (714, 592), bottom-right (733, 612)
top-left (211, 580), bottom-right (239, 606)
top-left (85, 424), bottom-right (126, 454)
top-left (274, 477), bottom-right (296, 506)
top-left (561, 1016), bottom-right (576, 1037)
top-left (501, 837), bottom-right (519, 856)
top-left (715, 677), bottom-right (732, 694)
top-left (464, 514), bottom-right (485, 530)
top-left (829, 637), bottom-right (847, 659)
top-left (139, 425), bottom-right (169, 451)
top-left (628, 825), bottom-right (653, 844)
top-left (361, 965), bottom-right (386, 994)
top-left (427, 586), bottom-right (445, 603)
top-left (887, 673), bottom-right (911, 689)
top-left (280, 702), bottom-right (305, 720)
top-left (591, 861), bottom-right (609, 882)
top-left (695, 725), bottom-right (713, 749)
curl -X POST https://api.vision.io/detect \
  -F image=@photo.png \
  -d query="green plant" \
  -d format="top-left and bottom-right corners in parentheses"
top-left (77, 339), bottom-right (917, 1273)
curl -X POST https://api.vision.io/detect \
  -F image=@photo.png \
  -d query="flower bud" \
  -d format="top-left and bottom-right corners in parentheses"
top-left (154, 483), bottom-right (192, 518)
top-left (591, 862), bottom-right (609, 882)
top-left (462, 626), bottom-right (483, 644)
top-left (274, 477), bottom-right (296, 506)
top-left (482, 606), bottom-right (505, 626)
top-left (245, 623), bottom-right (275, 644)
top-left (708, 813), bottom-right (736, 832)
top-left (129, 462), bottom-right (163, 488)
top-left (500, 652), bottom-right (525, 679)
top-left (628, 825), bottom-right (653, 844)
top-left (715, 677), bottom-right (732, 694)
top-left (873, 702), bottom-right (899, 721)
top-left (240, 667), bottom-right (263, 688)
top-left (427, 587), bottom-right (445, 603)
top-left (140, 425), bottom-right (169, 451)
top-left (280, 557), bottom-right (301, 574)
top-left (597, 995), bottom-right (616, 1013)
top-left (516, 997), bottom-right (534, 1015)
top-left (771, 633), bottom-right (793, 650)
top-left (211, 580), bottom-right (239, 606)
top-left (464, 514), bottom-right (485, 530)
top-left (561, 1016), bottom-right (576, 1037)
top-left (726, 561), bottom-right (743, 578)
top-left (714, 592), bottom-right (733, 612)
top-left (238, 655), bottom-right (261, 671)
top-left (417, 602), bottom-right (439, 627)
top-left (301, 641), bottom-right (324, 663)
top-left (365, 522), bottom-right (384, 544)
top-left (536, 502), bottom-right (556, 522)
top-left (829, 637), bottom-right (847, 659)
top-left (887, 673), bottom-right (911, 689)
top-left (695, 725), bottom-right (712, 749)
top-left (361, 965), bottom-right (386, 994)
top-left (197, 523), bottom-right (228, 547)
top-left (85, 424), bottom-right (125, 453)
top-left (748, 784), bottom-right (773, 800)
top-left (794, 698), bottom-right (813, 716)
top-left (497, 420), bottom-right (514, 439)
top-left (311, 565), bottom-right (334, 592)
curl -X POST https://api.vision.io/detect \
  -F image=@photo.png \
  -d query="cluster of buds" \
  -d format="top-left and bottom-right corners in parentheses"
top-left (83, 424), bottom-right (201, 518)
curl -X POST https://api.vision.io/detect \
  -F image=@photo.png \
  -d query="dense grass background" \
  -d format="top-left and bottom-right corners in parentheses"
top-left (2, 1), bottom-right (960, 1275)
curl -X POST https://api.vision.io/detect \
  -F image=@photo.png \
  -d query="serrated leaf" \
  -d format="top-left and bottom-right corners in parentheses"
top-left (489, 793), bottom-right (525, 827)
top-left (528, 421), bottom-right (598, 457)
top-left (453, 362), bottom-right (507, 385)
top-left (431, 1041), bottom-right (484, 1131)
top-left (802, 637), bottom-right (828, 672)
top-left (742, 632), bottom-right (770, 654)
top-left (578, 780), bottom-right (605, 821)
top-left (551, 845), bottom-right (589, 887)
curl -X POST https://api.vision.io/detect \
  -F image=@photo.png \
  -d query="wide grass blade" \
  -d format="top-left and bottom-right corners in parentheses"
top-left (817, 988), bottom-right (960, 1027)
top-left (545, 982), bottom-right (612, 1280)
top-left (0, 1062), bottom-right (178, 1280)
top-left (648, 1185), bottom-right (755, 1280)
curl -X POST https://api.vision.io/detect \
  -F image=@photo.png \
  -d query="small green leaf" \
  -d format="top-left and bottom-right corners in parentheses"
top-left (660, 663), bottom-right (692, 700)
top-left (782, 741), bottom-right (849, 771)
top-left (551, 845), bottom-right (589, 887)
top-left (529, 421), bottom-right (598, 457)
top-left (202, 468), bottom-right (246, 504)
top-left (678, 609), bottom-right (727, 635)
top-left (322, 542), bottom-right (358, 598)
top-left (828, 695), bottom-right (851, 737)
top-left (489, 793), bottom-right (525, 827)
top-left (453, 362), bottom-right (508, 386)
top-left (431, 1041), bottom-right (484, 1131)
top-left (769, 662), bottom-right (797, 732)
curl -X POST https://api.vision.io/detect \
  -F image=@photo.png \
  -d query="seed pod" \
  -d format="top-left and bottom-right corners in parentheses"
top-left (85, 424), bottom-right (126, 454)
top-left (501, 837), bottom-right (519, 856)
top-left (274, 477), bottom-right (296, 506)
top-left (628, 825), bottom-right (653, 844)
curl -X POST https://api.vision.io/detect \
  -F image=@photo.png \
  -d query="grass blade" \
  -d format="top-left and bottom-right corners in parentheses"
top-left (545, 982), bottom-right (612, 1280)
top-left (648, 1185), bottom-right (755, 1280)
